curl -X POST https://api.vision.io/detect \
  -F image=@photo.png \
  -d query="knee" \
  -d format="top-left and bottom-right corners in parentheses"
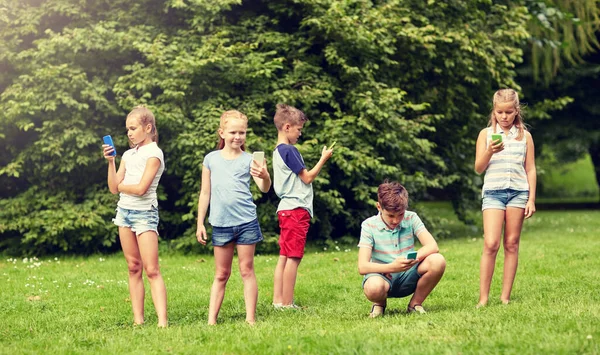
top-left (424, 253), bottom-right (446, 273)
top-left (127, 260), bottom-right (143, 277)
top-left (144, 266), bottom-right (161, 280)
top-left (214, 269), bottom-right (231, 283)
top-left (239, 264), bottom-right (255, 280)
top-left (504, 238), bottom-right (520, 254)
top-left (363, 280), bottom-right (387, 300)
top-left (483, 240), bottom-right (501, 255)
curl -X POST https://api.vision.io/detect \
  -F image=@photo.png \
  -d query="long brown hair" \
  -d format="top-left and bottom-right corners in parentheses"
top-left (217, 110), bottom-right (248, 150)
top-left (487, 89), bottom-right (526, 140)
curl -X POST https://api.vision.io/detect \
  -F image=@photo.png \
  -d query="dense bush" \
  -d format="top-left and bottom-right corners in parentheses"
top-left (0, 0), bottom-right (531, 255)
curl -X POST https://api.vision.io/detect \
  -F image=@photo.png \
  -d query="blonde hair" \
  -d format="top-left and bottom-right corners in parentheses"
top-left (273, 104), bottom-right (307, 130)
top-left (127, 106), bottom-right (158, 147)
top-left (217, 110), bottom-right (248, 150)
top-left (488, 89), bottom-right (526, 140)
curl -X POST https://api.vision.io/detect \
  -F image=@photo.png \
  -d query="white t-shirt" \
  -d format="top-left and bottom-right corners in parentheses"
top-left (117, 142), bottom-right (165, 210)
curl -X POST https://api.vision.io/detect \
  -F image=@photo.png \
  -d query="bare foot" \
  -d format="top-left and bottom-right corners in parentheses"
top-left (501, 299), bottom-right (510, 305)
top-left (476, 302), bottom-right (487, 309)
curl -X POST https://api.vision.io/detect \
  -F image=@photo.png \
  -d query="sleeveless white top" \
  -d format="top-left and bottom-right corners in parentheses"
top-left (482, 125), bottom-right (529, 196)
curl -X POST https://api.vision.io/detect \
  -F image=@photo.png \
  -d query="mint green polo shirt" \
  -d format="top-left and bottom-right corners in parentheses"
top-left (358, 211), bottom-right (427, 264)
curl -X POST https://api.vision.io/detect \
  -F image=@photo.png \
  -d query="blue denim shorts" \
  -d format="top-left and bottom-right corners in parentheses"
top-left (113, 206), bottom-right (159, 236)
top-left (362, 263), bottom-right (422, 298)
top-left (482, 189), bottom-right (529, 211)
top-left (211, 219), bottom-right (263, 247)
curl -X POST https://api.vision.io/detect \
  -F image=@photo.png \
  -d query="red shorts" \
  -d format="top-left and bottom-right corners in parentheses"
top-left (277, 208), bottom-right (310, 258)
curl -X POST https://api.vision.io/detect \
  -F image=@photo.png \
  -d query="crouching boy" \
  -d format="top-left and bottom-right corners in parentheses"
top-left (358, 181), bottom-right (446, 317)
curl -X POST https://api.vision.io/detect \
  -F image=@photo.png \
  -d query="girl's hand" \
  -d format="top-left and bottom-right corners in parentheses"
top-left (320, 145), bottom-right (333, 161)
top-left (102, 144), bottom-right (116, 161)
top-left (487, 139), bottom-right (504, 154)
top-left (196, 225), bottom-right (208, 245)
top-left (251, 159), bottom-right (269, 179)
top-left (524, 200), bottom-right (536, 219)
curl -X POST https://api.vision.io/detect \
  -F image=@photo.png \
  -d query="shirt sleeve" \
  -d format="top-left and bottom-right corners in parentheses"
top-left (357, 220), bottom-right (375, 249)
top-left (278, 145), bottom-right (305, 174)
top-left (411, 213), bottom-right (427, 237)
top-left (147, 146), bottom-right (165, 169)
top-left (202, 151), bottom-right (213, 171)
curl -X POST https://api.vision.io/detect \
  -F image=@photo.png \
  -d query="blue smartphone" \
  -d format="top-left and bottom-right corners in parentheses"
top-left (103, 135), bottom-right (117, 156)
top-left (406, 251), bottom-right (417, 260)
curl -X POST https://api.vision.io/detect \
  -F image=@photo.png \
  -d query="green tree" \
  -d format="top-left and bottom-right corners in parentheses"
top-left (0, 0), bottom-right (530, 254)
top-left (520, 0), bottom-right (600, 200)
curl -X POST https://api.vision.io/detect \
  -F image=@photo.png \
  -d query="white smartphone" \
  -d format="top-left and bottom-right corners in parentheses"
top-left (252, 151), bottom-right (265, 164)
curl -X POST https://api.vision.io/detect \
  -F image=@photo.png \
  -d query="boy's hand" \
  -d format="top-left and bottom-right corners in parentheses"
top-left (251, 159), bottom-right (269, 179)
top-left (390, 256), bottom-right (418, 272)
top-left (196, 225), bottom-right (208, 245)
top-left (320, 145), bottom-right (334, 161)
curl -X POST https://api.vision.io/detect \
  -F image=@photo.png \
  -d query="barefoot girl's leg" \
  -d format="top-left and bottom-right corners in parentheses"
top-left (119, 227), bottom-right (145, 325)
top-left (208, 243), bottom-right (235, 325)
top-left (237, 244), bottom-right (258, 324)
top-left (137, 231), bottom-right (168, 327)
top-left (500, 207), bottom-right (525, 304)
top-left (480, 209), bottom-right (505, 306)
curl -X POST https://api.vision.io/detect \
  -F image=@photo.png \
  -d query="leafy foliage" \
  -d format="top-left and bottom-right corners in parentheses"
top-left (1, 0), bottom-right (532, 254)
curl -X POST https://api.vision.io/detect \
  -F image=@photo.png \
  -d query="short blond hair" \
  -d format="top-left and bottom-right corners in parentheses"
top-left (273, 104), bottom-right (307, 130)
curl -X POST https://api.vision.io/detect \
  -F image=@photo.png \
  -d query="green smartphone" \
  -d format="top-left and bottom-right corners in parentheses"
top-left (328, 141), bottom-right (337, 150)
top-left (491, 134), bottom-right (502, 143)
top-left (406, 251), bottom-right (417, 260)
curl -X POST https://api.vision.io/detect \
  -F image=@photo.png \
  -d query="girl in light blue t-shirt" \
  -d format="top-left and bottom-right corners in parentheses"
top-left (196, 110), bottom-right (271, 325)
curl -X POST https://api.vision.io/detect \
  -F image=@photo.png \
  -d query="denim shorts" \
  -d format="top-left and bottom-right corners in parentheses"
top-left (482, 189), bottom-right (529, 211)
top-left (211, 218), bottom-right (263, 247)
top-left (362, 263), bottom-right (422, 298)
top-left (113, 206), bottom-right (159, 236)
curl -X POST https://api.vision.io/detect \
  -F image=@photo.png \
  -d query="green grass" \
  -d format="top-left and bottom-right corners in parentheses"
top-left (538, 154), bottom-right (599, 201)
top-left (1, 208), bottom-right (599, 354)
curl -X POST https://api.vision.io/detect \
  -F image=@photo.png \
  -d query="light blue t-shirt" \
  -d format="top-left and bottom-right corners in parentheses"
top-left (203, 150), bottom-right (257, 227)
top-left (273, 144), bottom-right (313, 217)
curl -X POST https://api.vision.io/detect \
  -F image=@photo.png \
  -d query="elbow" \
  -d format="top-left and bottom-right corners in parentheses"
top-left (474, 164), bottom-right (484, 175)
top-left (110, 188), bottom-right (119, 195)
top-left (259, 186), bottom-right (270, 193)
top-left (300, 176), bottom-right (313, 185)
top-left (358, 264), bottom-right (367, 275)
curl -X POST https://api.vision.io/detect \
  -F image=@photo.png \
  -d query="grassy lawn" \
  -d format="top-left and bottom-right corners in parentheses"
top-left (1, 207), bottom-right (599, 354)
top-left (538, 154), bottom-right (599, 203)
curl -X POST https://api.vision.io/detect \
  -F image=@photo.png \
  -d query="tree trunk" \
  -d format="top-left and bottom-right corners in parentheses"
top-left (589, 140), bottom-right (600, 203)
